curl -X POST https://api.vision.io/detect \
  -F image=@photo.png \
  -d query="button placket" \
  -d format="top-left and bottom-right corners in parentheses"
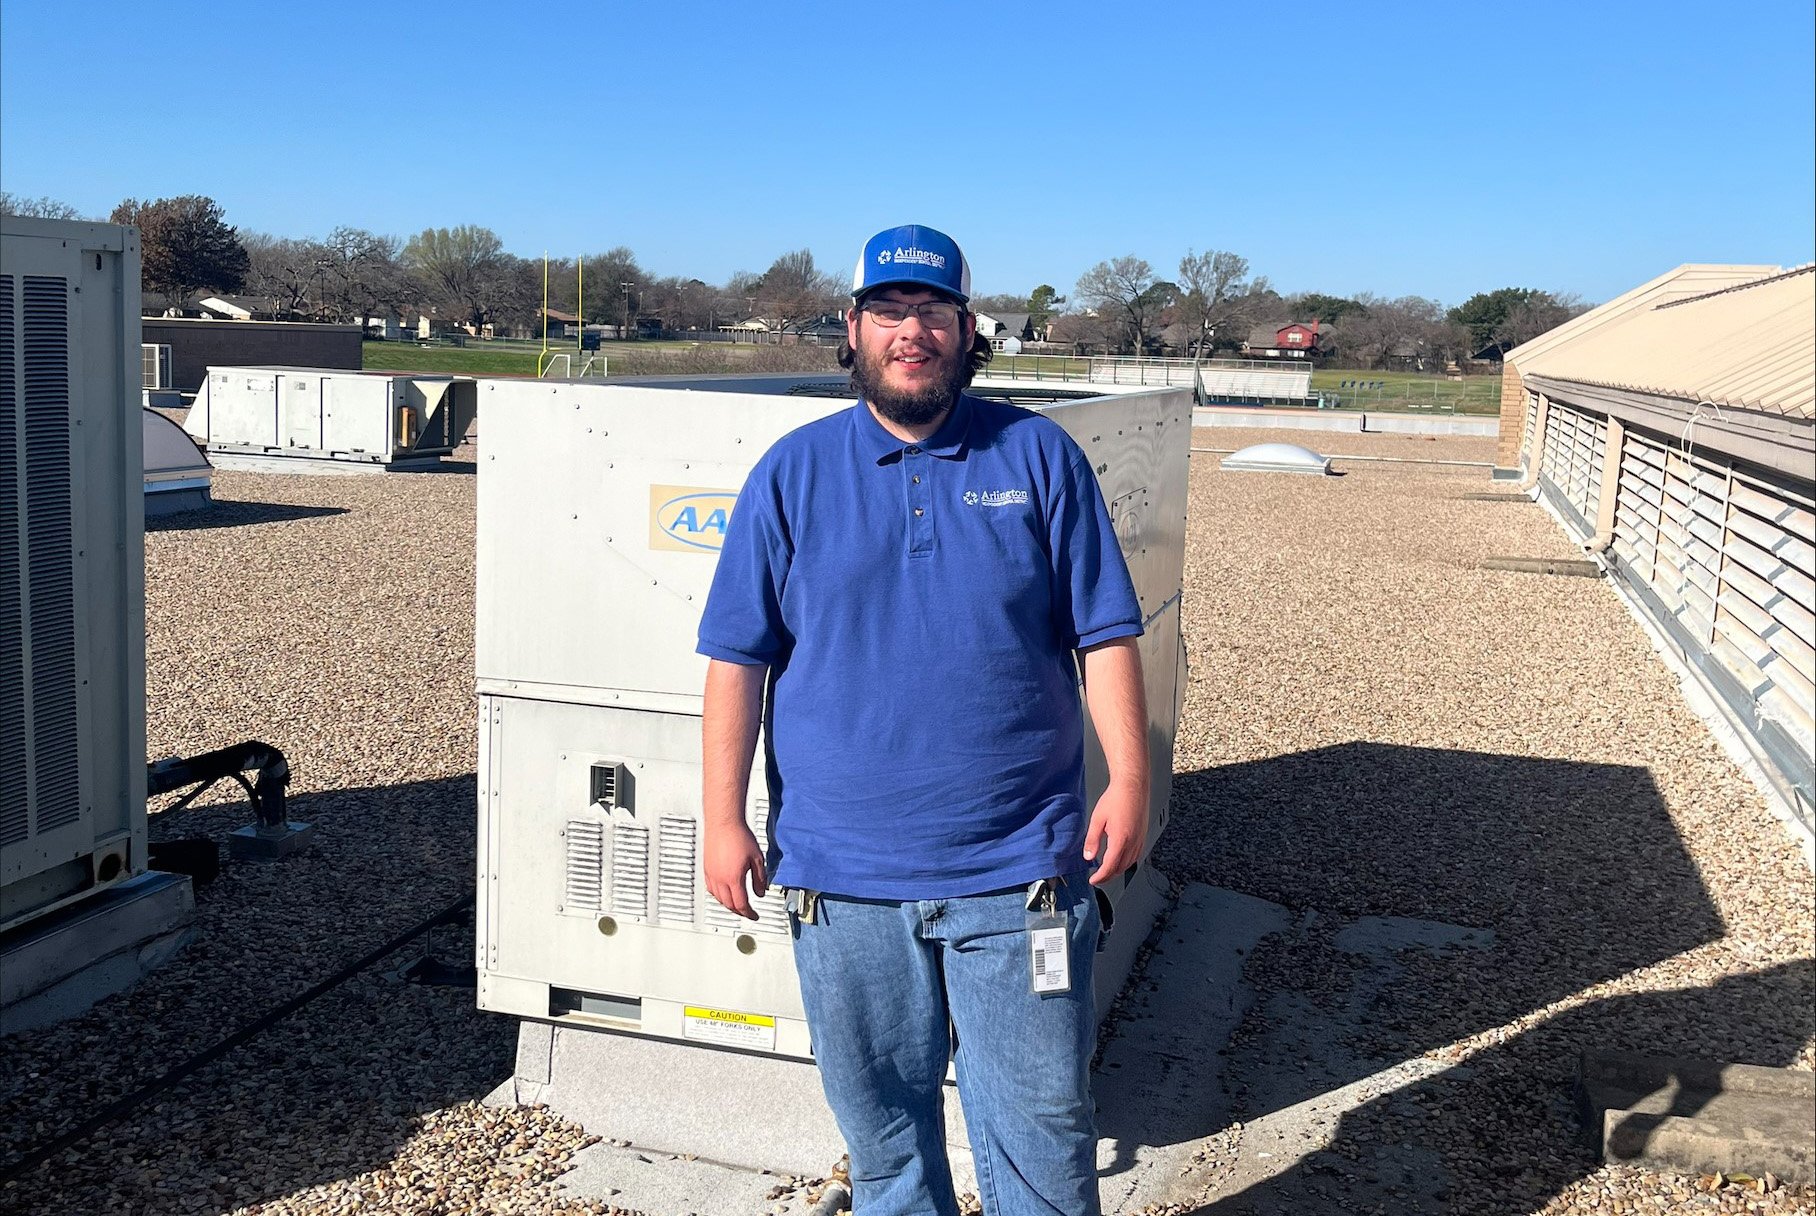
top-left (905, 446), bottom-right (933, 556)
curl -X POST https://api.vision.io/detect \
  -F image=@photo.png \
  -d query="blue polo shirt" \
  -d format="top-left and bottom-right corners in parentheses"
top-left (697, 393), bottom-right (1142, 899)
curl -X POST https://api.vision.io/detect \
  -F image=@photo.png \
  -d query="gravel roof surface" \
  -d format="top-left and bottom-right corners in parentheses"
top-left (2, 425), bottom-right (1810, 1216)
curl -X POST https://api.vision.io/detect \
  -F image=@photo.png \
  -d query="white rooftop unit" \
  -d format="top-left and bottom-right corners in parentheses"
top-left (183, 367), bottom-right (477, 472)
top-left (0, 217), bottom-right (149, 931)
top-left (474, 374), bottom-right (1190, 1066)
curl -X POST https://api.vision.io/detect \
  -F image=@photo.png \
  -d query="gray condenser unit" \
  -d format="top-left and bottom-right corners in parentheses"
top-left (0, 217), bottom-right (147, 931)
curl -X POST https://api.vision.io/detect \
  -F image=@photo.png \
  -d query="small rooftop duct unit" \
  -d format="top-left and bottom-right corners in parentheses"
top-left (475, 372), bottom-right (1189, 1171)
top-left (0, 218), bottom-right (150, 933)
top-left (142, 407), bottom-right (212, 516)
top-left (183, 367), bottom-right (477, 472)
top-left (1221, 441), bottom-right (1333, 475)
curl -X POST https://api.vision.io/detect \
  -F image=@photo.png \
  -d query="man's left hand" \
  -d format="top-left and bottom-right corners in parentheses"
top-left (1083, 778), bottom-right (1148, 886)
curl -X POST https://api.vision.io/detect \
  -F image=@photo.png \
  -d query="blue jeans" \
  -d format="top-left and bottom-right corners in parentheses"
top-left (789, 873), bottom-right (1102, 1216)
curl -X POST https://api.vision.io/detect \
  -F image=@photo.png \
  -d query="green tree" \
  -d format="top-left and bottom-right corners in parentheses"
top-left (1288, 292), bottom-right (1368, 325)
top-left (1028, 284), bottom-right (1063, 330)
top-left (1447, 288), bottom-right (1544, 348)
top-left (111, 195), bottom-right (250, 307)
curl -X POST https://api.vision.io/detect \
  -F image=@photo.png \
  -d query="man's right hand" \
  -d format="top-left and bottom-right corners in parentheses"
top-left (705, 821), bottom-right (769, 920)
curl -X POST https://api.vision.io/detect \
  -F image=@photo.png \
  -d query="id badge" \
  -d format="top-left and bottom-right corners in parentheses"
top-left (1028, 911), bottom-right (1071, 995)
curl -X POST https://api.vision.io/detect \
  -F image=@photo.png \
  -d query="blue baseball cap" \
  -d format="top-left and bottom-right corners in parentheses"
top-left (851, 224), bottom-right (971, 304)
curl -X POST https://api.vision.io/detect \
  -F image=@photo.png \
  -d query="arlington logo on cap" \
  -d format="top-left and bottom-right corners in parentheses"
top-left (853, 224), bottom-right (970, 302)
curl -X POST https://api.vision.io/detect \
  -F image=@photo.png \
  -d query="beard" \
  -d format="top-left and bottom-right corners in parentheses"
top-left (850, 341), bottom-right (969, 428)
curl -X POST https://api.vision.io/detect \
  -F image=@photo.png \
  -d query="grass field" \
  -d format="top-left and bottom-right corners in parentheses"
top-left (361, 341), bottom-right (539, 376)
top-left (1312, 368), bottom-right (1501, 414)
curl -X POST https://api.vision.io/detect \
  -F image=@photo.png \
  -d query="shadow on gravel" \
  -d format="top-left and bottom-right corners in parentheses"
top-left (1124, 743), bottom-right (1810, 1213)
top-left (146, 499), bottom-right (350, 531)
top-left (4, 774), bottom-right (515, 1215)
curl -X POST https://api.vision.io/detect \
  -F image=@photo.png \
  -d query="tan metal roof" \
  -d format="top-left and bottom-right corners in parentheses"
top-left (1507, 263), bottom-right (1814, 419)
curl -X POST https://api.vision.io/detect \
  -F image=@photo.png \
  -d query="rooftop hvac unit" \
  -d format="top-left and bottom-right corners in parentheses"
top-left (183, 367), bottom-right (478, 472)
top-left (0, 217), bottom-right (147, 932)
top-left (475, 374), bottom-right (1189, 1062)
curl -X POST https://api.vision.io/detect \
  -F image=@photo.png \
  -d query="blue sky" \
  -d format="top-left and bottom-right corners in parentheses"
top-left (3, 1), bottom-right (1811, 307)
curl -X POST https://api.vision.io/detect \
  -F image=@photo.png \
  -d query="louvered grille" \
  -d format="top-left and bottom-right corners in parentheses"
top-left (705, 798), bottom-right (787, 936)
top-left (1607, 427), bottom-right (1816, 774)
top-left (563, 819), bottom-right (606, 914)
top-left (1538, 404), bottom-right (1606, 533)
top-left (0, 275), bottom-right (25, 846)
top-left (656, 816), bottom-right (697, 924)
top-left (22, 276), bottom-right (79, 834)
top-left (610, 822), bottom-right (649, 919)
top-left (1521, 390), bottom-right (1539, 467)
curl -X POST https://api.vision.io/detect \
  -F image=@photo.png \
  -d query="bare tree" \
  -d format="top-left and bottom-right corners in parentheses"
top-left (1075, 256), bottom-right (1175, 354)
top-left (402, 225), bottom-right (507, 330)
top-left (1333, 294), bottom-right (1452, 369)
top-left (323, 227), bottom-right (404, 329)
top-left (1496, 291), bottom-right (1588, 348)
top-left (0, 192), bottom-right (83, 219)
top-left (1175, 249), bottom-right (1272, 357)
top-left (758, 249), bottom-right (842, 330)
top-left (242, 232), bottom-right (326, 318)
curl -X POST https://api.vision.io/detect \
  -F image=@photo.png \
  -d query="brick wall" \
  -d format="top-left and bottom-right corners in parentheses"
top-left (1496, 365), bottom-right (1528, 470)
top-left (141, 318), bottom-right (362, 393)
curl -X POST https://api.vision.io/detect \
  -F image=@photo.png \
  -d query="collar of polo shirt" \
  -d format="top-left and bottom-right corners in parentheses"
top-left (852, 392), bottom-right (976, 465)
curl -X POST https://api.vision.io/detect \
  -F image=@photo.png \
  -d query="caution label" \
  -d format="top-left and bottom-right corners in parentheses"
top-left (682, 1005), bottom-right (777, 1051)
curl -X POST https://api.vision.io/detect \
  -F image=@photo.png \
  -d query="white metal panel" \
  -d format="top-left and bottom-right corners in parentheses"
top-left (323, 374), bottom-right (391, 455)
top-left (0, 218), bottom-right (145, 930)
top-left (209, 370), bottom-right (280, 449)
top-left (474, 376), bottom-right (1191, 1055)
top-left (281, 373), bottom-right (323, 450)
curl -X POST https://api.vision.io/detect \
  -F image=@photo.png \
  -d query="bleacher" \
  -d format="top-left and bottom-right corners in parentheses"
top-left (1195, 364), bottom-right (1313, 403)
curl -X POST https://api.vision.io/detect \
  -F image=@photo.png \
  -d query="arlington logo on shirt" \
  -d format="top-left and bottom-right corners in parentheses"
top-left (963, 488), bottom-right (1030, 507)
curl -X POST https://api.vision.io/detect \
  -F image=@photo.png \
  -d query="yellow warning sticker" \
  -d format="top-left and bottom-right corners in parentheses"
top-left (682, 1005), bottom-right (777, 1052)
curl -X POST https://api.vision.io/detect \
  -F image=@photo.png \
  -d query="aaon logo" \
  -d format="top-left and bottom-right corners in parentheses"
top-left (649, 485), bottom-right (738, 554)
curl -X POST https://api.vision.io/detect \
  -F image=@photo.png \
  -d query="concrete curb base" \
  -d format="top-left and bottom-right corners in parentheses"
top-left (1579, 1050), bottom-right (1816, 1183)
top-left (1, 872), bottom-right (196, 1036)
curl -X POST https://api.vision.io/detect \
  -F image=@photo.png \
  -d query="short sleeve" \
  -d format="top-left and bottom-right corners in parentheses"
top-left (1048, 451), bottom-right (1143, 649)
top-left (697, 466), bottom-right (793, 666)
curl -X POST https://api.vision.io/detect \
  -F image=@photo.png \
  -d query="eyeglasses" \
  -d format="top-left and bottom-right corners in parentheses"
top-left (859, 299), bottom-right (963, 330)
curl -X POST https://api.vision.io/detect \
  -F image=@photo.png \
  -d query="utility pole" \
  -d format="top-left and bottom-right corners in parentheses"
top-left (620, 281), bottom-right (632, 341)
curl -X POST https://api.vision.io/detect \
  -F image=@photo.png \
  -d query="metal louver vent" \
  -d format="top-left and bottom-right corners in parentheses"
top-left (1538, 403), bottom-right (1605, 534)
top-left (23, 276), bottom-right (80, 836)
top-left (610, 822), bottom-right (649, 919)
top-left (656, 816), bottom-right (697, 924)
top-left (1609, 427), bottom-right (1815, 804)
top-left (1521, 390), bottom-right (1539, 468)
top-left (0, 275), bottom-right (24, 847)
top-left (705, 798), bottom-right (787, 936)
top-left (563, 819), bottom-right (606, 914)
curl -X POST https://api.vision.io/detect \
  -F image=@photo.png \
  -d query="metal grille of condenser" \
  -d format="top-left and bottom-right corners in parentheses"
top-left (1538, 403), bottom-right (1606, 535)
top-left (21, 275), bottom-right (83, 837)
top-left (0, 276), bottom-right (23, 847)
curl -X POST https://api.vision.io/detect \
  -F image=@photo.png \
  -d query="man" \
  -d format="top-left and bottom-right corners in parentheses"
top-left (698, 223), bottom-right (1149, 1216)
